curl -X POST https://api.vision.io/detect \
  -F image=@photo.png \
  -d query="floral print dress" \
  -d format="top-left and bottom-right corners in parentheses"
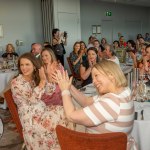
top-left (11, 74), bottom-right (74, 150)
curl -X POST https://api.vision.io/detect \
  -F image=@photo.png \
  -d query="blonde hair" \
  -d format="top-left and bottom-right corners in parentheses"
top-left (93, 59), bottom-right (127, 87)
top-left (41, 48), bottom-right (57, 63)
top-left (6, 43), bottom-right (15, 53)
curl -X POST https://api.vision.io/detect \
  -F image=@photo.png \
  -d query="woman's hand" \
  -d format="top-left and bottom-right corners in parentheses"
top-left (52, 70), bottom-right (72, 91)
top-left (89, 59), bottom-right (96, 68)
top-left (38, 67), bottom-right (46, 88)
top-left (39, 67), bottom-right (46, 81)
top-left (44, 62), bottom-right (58, 83)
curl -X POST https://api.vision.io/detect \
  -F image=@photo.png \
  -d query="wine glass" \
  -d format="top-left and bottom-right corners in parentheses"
top-left (136, 75), bottom-right (147, 102)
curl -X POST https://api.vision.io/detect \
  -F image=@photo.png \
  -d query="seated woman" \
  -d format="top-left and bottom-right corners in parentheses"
top-left (144, 44), bottom-right (150, 75)
top-left (126, 40), bottom-right (138, 68)
top-left (70, 42), bottom-right (83, 76)
top-left (41, 48), bottom-right (63, 106)
top-left (11, 53), bottom-right (73, 150)
top-left (137, 43), bottom-right (149, 75)
top-left (100, 38), bottom-right (107, 51)
top-left (80, 47), bottom-right (99, 87)
top-left (113, 40), bottom-right (125, 63)
top-left (2, 43), bottom-right (18, 59)
top-left (54, 59), bottom-right (137, 150)
top-left (93, 40), bottom-right (103, 60)
top-left (80, 41), bottom-right (87, 62)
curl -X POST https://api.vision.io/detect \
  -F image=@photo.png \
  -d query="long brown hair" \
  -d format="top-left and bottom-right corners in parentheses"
top-left (17, 52), bottom-right (41, 86)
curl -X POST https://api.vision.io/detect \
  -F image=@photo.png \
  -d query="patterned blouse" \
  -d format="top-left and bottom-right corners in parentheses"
top-left (11, 74), bottom-right (74, 150)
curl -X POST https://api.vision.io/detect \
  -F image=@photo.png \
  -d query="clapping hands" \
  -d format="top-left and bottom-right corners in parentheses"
top-left (44, 62), bottom-right (58, 83)
top-left (52, 70), bottom-right (73, 91)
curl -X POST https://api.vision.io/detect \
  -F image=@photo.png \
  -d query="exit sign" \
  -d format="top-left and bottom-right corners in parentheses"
top-left (106, 11), bottom-right (112, 16)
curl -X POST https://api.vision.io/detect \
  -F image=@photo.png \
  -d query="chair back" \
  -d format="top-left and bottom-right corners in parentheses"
top-left (67, 57), bottom-right (81, 80)
top-left (4, 89), bottom-right (23, 139)
top-left (56, 125), bottom-right (127, 150)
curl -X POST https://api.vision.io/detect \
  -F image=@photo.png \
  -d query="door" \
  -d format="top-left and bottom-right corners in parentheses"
top-left (58, 12), bottom-right (80, 72)
top-left (101, 20), bottom-right (113, 44)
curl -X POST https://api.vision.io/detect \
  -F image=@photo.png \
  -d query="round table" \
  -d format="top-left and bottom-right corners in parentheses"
top-left (0, 69), bottom-right (18, 109)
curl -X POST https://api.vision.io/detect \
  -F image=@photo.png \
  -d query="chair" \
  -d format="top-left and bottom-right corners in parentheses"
top-left (67, 57), bottom-right (82, 81)
top-left (4, 89), bottom-right (23, 139)
top-left (56, 125), bottom-right (127, 150)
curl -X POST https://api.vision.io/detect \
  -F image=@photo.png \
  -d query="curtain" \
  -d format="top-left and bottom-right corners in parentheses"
top-left (41, 0), bottom-right (54, 44)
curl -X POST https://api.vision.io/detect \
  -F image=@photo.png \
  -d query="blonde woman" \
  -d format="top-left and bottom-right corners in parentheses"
top-left (41, 48), bottom-right (64, 106)
top-left (2, 43), bottom-right (18, 59)
top-left (54, 59), bottom-right (137, 150)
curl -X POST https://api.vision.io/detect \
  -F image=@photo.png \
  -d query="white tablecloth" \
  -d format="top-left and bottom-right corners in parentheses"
top-left (0, 69), bottom-right (17, 109)
top-left (131, 102), bottom-right (150, 150)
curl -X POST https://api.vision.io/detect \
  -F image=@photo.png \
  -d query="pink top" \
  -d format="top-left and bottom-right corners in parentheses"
top-left (41, 83), bottom-right (62, 106)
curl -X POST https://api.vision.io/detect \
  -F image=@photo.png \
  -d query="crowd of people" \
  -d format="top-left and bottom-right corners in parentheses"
top-left (1, 30), bottom-right (149, 149)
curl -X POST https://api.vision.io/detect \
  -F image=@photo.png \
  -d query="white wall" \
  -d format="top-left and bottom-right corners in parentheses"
top-left (80, 0), bottom-right (150, 44)
top-left (53, 0), bottom-right (81, 71)
top-left (0, 0), bottom-right (43, 55)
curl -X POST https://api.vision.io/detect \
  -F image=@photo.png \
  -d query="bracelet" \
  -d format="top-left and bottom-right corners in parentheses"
top-left (61, 90), bottom-right (71, 96)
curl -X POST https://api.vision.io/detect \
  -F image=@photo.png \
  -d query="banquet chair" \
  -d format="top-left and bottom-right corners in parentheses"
top-left (56, 125), bottom-right (127, 150)
top-left (4, 89), bottom-right (23, 139)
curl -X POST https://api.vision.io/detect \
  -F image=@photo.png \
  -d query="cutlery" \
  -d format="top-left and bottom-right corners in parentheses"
top-left (141, 110), bottom-right (144, 120)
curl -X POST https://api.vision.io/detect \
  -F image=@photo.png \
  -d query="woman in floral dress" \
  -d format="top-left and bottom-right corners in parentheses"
top-left (11, 52), bottom-right (73, 150)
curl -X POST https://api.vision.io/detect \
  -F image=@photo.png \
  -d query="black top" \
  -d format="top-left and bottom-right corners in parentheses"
top-left (81, 60), bottom-right (92, 87)
top-left (2, 52), bottom-right (18, 58)
top-left (52, 38), bottom-right (64, 56)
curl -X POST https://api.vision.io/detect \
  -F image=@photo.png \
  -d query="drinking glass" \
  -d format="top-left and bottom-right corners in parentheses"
top-left (136, 75), bottom-right (147, 102)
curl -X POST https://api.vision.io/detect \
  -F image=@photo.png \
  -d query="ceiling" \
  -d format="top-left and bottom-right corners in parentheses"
top-left (96, 0), bottom-right (150, 7)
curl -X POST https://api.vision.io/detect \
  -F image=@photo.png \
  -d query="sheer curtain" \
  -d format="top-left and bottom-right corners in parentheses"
top-left (41, 0), bottom-right (54, 44)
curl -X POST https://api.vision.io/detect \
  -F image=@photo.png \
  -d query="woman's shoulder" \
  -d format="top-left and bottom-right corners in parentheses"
top-left (13, 52), bottom-right (19, 56)
top-left (106, 87), bottom-right (131, 102)
top-left (11, 74), bottom-right (21, 81)
top-left (81, 59), bottom-right (88, 67)
top-left (2, 53), bottom-right (8, 57)
top-left (70, 51), bottom-right (76, 57)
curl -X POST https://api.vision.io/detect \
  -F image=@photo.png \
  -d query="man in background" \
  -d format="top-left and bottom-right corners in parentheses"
top-left (31, 43), bottom-right (42, 64)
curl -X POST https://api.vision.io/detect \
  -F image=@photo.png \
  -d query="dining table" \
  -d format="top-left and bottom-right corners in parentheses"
top-left (0, 69), bottom-right (18, 109)
top-left (131, 101), bottom-right (150, 150)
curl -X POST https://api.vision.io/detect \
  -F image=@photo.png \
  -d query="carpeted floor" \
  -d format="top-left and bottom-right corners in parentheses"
top-left (0, 108), bottom-right (23, 150)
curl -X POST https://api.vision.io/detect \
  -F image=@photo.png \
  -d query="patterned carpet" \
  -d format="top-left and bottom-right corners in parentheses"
top-left (0, 108), bottom-right (23, 150)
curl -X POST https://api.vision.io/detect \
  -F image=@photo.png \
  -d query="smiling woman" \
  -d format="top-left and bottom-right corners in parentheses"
top-left (54, 59), bottom-right (137, 150)
top-left (11, 52), bottom-right (74, 150)
top-left (41, 48), bottom-right (64, 106)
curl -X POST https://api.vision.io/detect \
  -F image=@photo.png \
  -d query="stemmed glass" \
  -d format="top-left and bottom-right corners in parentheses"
top-left (136, 74), bottom-right (147, 102)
